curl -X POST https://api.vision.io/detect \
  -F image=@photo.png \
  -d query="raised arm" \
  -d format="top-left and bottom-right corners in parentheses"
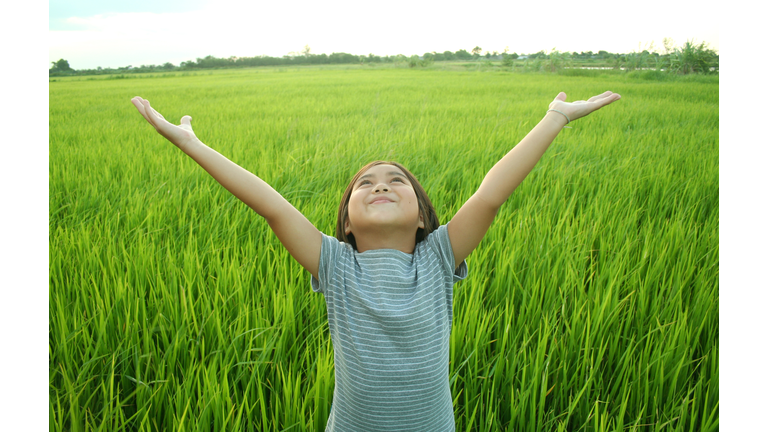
top-left (447, 91), bottom-right (621, 269)
top-left (131, 97), bottom-right (321, 279)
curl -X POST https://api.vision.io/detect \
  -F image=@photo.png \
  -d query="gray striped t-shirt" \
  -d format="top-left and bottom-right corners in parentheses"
top-left (311, 224), bottom-right (468, 431)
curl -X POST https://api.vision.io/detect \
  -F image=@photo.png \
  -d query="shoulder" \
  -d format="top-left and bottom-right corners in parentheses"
top-left (417, 224), bottom-right (468, 281)
top-left (320, 231), bottom-right (353, 255)
top-left (417, 224), bottom-right (452, 255)
top-left (312, 232), bottom-right (354, 293)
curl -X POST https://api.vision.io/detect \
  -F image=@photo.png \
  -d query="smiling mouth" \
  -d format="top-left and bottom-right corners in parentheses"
top-left (371, 199), bottom-right (394, 204)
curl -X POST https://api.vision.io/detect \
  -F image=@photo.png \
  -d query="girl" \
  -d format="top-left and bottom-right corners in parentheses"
top-left (131, 90), bottom-right (620, 431)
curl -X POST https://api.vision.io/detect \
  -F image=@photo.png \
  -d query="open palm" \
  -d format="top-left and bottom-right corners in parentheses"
top-left (131, 96), bottom-right (198, 149)
top-left (549, 91), bottom-right (621, 123)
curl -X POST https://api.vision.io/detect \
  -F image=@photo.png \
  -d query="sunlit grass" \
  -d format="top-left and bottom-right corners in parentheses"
top-left (50, 67), bottom-right (718, 431)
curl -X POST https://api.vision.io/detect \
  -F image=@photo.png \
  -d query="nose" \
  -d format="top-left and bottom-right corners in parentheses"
top-left (374, 183), bottom-right (389, 193)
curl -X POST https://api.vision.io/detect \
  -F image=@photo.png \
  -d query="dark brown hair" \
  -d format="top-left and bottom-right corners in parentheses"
top-left (335, 161), bottom-right (440, 250)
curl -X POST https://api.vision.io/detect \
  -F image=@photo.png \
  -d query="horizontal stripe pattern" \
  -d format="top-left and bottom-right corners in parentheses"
top-left (312, 225), bottom-right (468, 431)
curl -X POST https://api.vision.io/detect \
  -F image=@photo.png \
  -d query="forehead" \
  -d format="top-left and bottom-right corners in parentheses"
top-left (358, 164), bottom-right (407, 179)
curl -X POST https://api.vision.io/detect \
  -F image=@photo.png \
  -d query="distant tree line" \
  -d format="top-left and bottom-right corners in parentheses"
top-left (49, 40), bottom-right (718, 77)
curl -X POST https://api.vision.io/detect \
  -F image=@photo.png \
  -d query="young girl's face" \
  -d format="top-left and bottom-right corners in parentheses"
top-left (344, 164), bottom-right (425, 236)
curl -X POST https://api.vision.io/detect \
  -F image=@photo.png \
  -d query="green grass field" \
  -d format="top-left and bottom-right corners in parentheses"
top-left (49, 66), bottom-right (719, 431)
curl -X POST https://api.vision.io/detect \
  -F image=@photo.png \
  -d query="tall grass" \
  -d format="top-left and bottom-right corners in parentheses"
top-left (50, 67), bottom-right (718, 431)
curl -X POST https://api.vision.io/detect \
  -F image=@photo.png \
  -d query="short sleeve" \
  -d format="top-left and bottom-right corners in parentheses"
top-left (310, 233), bottom-right (347, 293)
top-left (422, 224), bottom-right (468, 283)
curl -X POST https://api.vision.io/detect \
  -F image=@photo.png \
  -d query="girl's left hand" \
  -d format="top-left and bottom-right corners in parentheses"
top-left (548, 91), bottom-right (621, 123)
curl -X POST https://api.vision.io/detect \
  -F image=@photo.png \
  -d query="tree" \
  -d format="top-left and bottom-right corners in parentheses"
top-left (472, 46), bottom-right (482, 56)
top-left (455, 49), bottom-right (471, 60)
top-left (302, 45), bottom-right (311, 57)
top-left (50, 59), bottom-right (72, 71)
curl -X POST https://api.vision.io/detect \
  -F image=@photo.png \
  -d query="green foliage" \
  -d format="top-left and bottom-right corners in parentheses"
top-left (668, 40), bottom-right (719, 74)
top-left (614, 39), bottom-right (718, 75)
top-left (455, 49), bottom-right (472, 60)
top-left (621, 50), bottom-right (651, 71)
top-left (406, 55), bottom-right (433, 68)
top-left (49, 59), bottom-right (74, 76)
top-left (49, 39), bottom-right (719, 78)
top-left (546, 49), bottom-right (573, 73)
top-left (50, 67), bottom-right (718, 432)
top-left (50, 58), bottom-right (72, 71)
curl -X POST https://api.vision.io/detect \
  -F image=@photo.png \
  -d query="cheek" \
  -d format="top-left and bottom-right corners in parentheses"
top-left (346, 194), bottom-right (363, 218)
top-left (406, 194), bottom-right (420, 213)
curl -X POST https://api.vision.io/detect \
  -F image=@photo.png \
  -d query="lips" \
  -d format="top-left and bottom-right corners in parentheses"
top-left (370, 197), bottom-right (394, 204)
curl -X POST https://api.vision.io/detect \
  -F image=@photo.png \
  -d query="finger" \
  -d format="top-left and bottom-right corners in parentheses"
top-left (142, 100), bottom-right (161, 128)
top-left (587, 91), bottom-right (612, 102)
top-left (596, 93), bottom-right (621, 107)
top-left (146, 101), bottom-right (166, 121)
top-left (586, 94), bottom-right (620, 113)
top-left (144, 100), bottom-right (166, 123)
top-left (131, 97), bottom-right (146, 115)
top-left (132, 97), bottom-right (154, 123)
top-left (554, 92), bottom-right (567, 102)
top-left (587, 91), bottom-right (614, 103)
top-left (180, 115), bottom-right (192, 126)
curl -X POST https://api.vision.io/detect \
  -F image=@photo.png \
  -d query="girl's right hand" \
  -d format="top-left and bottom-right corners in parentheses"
top-left (131, 96), bottom-right (198, 150)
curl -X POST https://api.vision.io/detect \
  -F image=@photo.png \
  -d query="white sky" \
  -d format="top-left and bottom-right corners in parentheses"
top-left (49, 0), bottom-right (720, 70)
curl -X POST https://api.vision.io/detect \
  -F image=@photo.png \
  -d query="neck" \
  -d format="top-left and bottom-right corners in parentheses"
top-left (353, 228), bottom-right (417, 254)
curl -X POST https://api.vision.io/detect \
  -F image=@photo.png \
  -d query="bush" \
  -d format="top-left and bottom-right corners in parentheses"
top-left (669, 40), bottom-right (718, 74)
top-left (546, 49), bottom-right (572, 73)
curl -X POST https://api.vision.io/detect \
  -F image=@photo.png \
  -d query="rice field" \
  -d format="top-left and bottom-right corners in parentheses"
top-left (49, 66), bottom-right (719, 431)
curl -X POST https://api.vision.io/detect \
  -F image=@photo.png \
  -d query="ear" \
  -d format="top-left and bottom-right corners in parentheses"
top-left (418, 212), bottom-right (425, 229)
top-left (344, 218), bottom-right (352, 235)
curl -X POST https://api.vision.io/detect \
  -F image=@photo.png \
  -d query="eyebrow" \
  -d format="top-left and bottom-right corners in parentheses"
top-left (358, 171), bottom-right (408, 182)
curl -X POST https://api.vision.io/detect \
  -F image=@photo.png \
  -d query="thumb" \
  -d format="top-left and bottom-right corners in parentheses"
top-left (181, 115), bottom-right (192, 126)
top-left (554, 92), bottom-right (567, 102)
